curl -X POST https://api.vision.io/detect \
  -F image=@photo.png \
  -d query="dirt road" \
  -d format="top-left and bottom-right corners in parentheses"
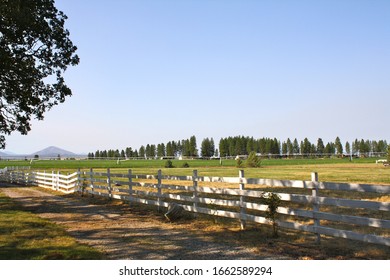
top-left (1, 184), bottom-right (289, 260)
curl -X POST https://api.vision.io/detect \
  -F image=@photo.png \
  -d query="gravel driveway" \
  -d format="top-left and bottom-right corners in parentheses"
top-left (0, 184), bottom-right (289, 260)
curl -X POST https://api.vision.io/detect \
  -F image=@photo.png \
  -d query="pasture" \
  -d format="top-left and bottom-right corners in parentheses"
top-left (1, 157), bottom-right (389, 185)
top-left (1, 157), bottom-right (390, 259)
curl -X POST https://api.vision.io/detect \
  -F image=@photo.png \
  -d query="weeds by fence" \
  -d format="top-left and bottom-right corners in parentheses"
top-left (1, 167), bottom-right (389, 246)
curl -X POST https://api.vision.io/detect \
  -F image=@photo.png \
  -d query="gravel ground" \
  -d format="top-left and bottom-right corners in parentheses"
top-left (0, 184), bottom-right (290, 260)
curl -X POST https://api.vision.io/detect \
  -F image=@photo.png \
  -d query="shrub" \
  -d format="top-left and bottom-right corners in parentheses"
top-left (181, 162), bottom-right (190, 168)
top-left (246, 151), bottom-right (261, 167)
top-left (165, 160), bottom-right (174, 168)
top-left (260, 192), bottom-right (281, 237)
top-left (236, 158), bottom-right (243, 168)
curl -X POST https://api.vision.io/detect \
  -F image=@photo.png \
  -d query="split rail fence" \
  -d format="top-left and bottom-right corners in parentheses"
top-left (1, 167), bottom-right (389, 247)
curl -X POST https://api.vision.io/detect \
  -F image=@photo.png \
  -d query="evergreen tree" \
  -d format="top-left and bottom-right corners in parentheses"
top-left (335, 137), bottom-right (343, 156)
top-left (246, 151), bottom-right (261, 167)
top-left (125, 147), bottom-right (133, 158)
top-left (210, 138), bottom-right (215, 156)
top-left (301, 138), bottom-right (311, 157)
top-left (201, 138), bottom-right (211, 157)
top-left (282, 141), bottom-right (288, 156)
top-left (293, 138), bottom-right (300, 155)
top-left (157, 143), bottom-right (165, 157)
top-left (316, 138), bottom-right (325, 156)
top-left (166, 141), bottom-right (173, 157)
top-left (189, 135), bottom-right (198, 156)
top-left (139, 146), bottom-right (145, 158)
top-left (345, 141), bottom-right (351, 155)
top-left (286, 138), bottom-right (293, 157)
top-left (219, 138), bottom-right (229, 157)
top-left (258, 138), bottom-right (267, 155)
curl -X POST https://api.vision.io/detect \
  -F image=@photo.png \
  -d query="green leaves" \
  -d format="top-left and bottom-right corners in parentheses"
top-left (0, 0), bottom-right (79, 148)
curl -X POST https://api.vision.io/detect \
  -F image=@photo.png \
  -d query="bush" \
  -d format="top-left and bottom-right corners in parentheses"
top-left (246, 151), bottom-right (261, 167)
top-left (236, 158), bottom-right (243, 168)
top-left (181, 162), bottom-right (190, 168)
top-left (260, 192), bottom-right (281, 237)
top-left (165, 160), bottom-right (174, 168)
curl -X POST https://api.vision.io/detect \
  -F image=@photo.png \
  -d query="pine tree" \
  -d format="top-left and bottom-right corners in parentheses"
top-left (335, 137), bottom-right (343, 156)
top-left (316, 138), bottom-right (325, 157)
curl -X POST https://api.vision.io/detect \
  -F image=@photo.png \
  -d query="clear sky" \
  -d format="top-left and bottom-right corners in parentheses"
top-left (4, 0), bottom-right (390, 154)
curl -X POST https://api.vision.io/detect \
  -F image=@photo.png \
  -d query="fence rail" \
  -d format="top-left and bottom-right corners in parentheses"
top-left (1, 167), bottom-right (389, 246)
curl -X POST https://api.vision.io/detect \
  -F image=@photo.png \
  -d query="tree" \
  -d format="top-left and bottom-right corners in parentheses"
top-left (301, 138), bottom-right (312, 157)
top-left (166, 141), bottom-right (174, 157)
top-left (286, 138), bottom-right (293, 157)
top-left (345, 141), bottom-right (351, 155)
top-left (139, 146), bottom-right (145, 158)
top-left (316, 138), bottom-right (325, 157)
top-left (0, 0), bottom-right (79, 148)
top-left (335, 137), bottom-right (343, 156)
top-left (189, 135), bottom-right (198, 157)
top-left (293, 138), bottom-right (300, 155)
top-left (157, 143), bottom-right (165, 157)
top-left (201, 138), bottom-right (211, 158)
top-left (246, 151), bottom-right (261, 167)
top-left (219, 138), bottom-right (229, 157)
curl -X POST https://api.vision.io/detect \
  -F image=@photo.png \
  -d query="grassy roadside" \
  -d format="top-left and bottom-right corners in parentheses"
top-left (0, 190), bottom-right (103, 260)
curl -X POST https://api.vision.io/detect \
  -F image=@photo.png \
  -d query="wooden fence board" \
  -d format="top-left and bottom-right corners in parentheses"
top-left (2, 168), bottom-right (390, 246)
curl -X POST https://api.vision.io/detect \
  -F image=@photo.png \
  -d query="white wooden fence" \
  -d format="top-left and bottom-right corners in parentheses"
top-left (0, 168), bottom-right (78, 193)
top-left (1, 168), bottom-right (389, 246)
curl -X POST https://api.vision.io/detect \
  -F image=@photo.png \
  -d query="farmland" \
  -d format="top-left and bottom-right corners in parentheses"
top-left (1, 157), bottom-right (389, 185)
top-left (1, 156), bottom-right (390, 259)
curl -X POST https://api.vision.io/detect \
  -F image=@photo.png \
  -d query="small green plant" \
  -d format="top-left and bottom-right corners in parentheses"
top-left (165, 160), bottom-right (174, 168)
top-left (236, 158), bottom-right (243, 168)
top-left (246, 151), bottom-right (261, 167)
top-left (181, 162), bottom-right (190, 168)
top-left (260, 192), bottom-right (281, 237)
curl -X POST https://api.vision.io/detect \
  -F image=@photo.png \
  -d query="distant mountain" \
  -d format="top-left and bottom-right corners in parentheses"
top-left (0, 151), bottom-right (9, 157)
top-left (32, 146), bottom-right (77, 158)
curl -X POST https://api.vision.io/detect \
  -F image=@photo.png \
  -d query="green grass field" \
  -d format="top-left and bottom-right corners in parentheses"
top-left (1, 157), bottom-right (390, 184)
top-left (0, 192), bottom-right (103, 260)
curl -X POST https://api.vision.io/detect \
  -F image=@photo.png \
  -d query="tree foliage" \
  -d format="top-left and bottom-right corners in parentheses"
top-left (260, 192), bottom-right (281, 237)
top-left (246, 151), bottom-right (261, 167)
top-left (90, 136), bottom-right (388, 160)
top-left (0, 0), bottom-right (79, 148)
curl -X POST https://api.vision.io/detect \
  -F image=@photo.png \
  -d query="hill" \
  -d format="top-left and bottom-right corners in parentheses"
top-left (0, 151), bottom-right (9, 157)
top-left (32, 146), bottom-right (77, 158)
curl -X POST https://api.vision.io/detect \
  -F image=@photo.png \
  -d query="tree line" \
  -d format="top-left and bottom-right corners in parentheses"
top-left (88, 135), bottom-right (388, 159)
top-left (218, 136), bottom-right (388, 158)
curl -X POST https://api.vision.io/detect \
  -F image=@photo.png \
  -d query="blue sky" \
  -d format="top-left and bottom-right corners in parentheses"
top-left (5, 0), bottom-right (390, 154)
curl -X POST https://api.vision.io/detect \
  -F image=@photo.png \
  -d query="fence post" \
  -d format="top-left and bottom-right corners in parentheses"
top-left (311, 172), bottom-right (321, 244)
top-left (107, 168), bottom-right (112, 200)
top-left (52, 171), bottom-right (55, 190)
top-left (193, 169), bottom-right (198, 217)
top-left (239, 170), bottom-right (246, 230)
top-left (128, 169), bottom-right (133, 206)
top-left (77, 168), bottom-right (81, 193)
top-left (57, 171), bottom-right (60, 191)
top-left (157, 169), bottom-right (162, 212)
top-left (90, 168), bottom-right (94, 197)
